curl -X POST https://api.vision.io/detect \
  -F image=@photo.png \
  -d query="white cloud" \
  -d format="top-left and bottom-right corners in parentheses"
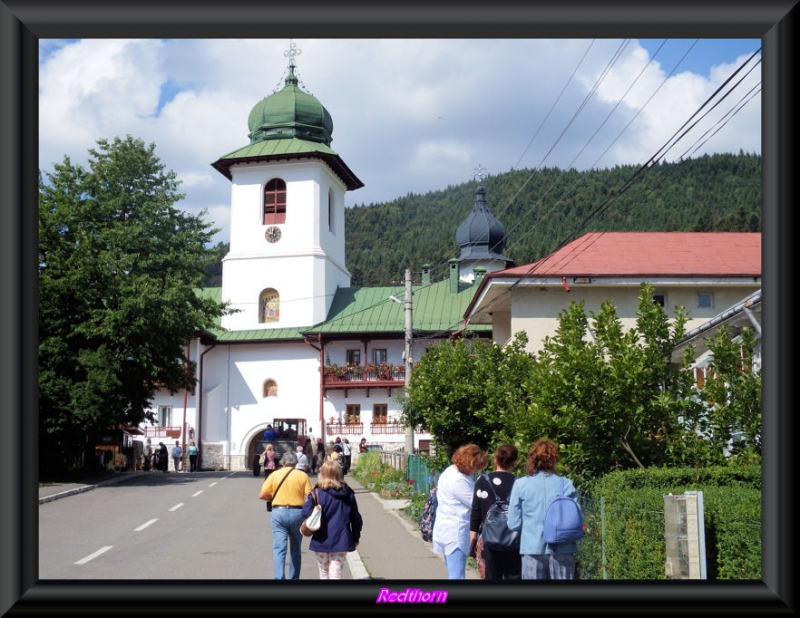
top-left (39, 38), bottom-right (761, 246)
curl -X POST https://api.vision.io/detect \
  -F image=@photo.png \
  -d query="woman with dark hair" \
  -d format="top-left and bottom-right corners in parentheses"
top-left (470, 443), bottom-right (521, 579)
top-left (432, 443), bottom-right (488, 579)
top-left (507, 438), bottom-right (581, 580)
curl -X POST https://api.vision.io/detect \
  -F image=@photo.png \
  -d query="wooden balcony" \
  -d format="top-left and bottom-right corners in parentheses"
top-left (325, 422), bottom-right (428, 436)
top-left (142, 426), bottom-right (182, 439)
top-left (370, 422), bottom-right (405, 434)
top-left (325, 422), bottom-right (364, 436)
top-left (322, 366), bottom-right (405, 396)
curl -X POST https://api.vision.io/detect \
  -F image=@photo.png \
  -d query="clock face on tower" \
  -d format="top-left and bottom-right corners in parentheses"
top-left (264, 226), bottom-right (282, 243)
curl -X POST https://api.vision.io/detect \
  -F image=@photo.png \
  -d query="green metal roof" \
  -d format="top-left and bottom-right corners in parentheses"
top-left (210, 137), bottom-right (363, 190)
top-left (304, 278), bottom-right (490, 338)
top-left (195, 287), bottom-right (306, 343)
top-left (196, 279), bottom-right (489, 344)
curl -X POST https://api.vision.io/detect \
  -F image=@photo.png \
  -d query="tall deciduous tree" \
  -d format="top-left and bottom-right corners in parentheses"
top-left (38, 136), bottom-right (226, 476)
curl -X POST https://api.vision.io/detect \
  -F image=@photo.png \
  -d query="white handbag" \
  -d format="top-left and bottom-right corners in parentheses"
top-left (300, 489), bottom-right (322, 537)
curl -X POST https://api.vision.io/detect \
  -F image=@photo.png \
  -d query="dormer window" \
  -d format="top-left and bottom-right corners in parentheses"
top-left (263, 178), bottom-right (286, 225)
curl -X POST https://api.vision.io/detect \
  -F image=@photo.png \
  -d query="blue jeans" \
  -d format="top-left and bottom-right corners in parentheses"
top-left (270, 507), bottom-right (304, 579)
top-left (444, 548), bottom-right (467, 579)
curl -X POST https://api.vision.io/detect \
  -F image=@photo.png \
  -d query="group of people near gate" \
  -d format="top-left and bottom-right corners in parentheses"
top-left (256, 427), bottom-right (581, 582)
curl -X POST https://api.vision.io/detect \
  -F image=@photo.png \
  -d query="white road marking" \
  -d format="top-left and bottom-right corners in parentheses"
top-left (134, 519), bottom-right (158, 532)
top-left (74, 546), bottom-right (113, 565)
top-left (169, 503), bottom-right (184, 511)
top-left (192, 491), bottom-right (203, 497)
top-left (208, 482), bottom-right (218, 487)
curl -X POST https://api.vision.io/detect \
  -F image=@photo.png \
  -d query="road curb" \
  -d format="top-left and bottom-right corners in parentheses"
top-left (38, 473), bottom-right (138, 505)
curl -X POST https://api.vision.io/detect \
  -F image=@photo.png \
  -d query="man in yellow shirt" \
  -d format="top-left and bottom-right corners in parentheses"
top-left (259, 451), bottom-right (313, 579)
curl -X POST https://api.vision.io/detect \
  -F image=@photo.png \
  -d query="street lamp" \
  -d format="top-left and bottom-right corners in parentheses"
top-left (389, 269), bottom-right (414, 454)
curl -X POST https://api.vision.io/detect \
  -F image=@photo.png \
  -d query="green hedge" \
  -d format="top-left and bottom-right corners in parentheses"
top-left (577, 465), bottom-right (761, 580)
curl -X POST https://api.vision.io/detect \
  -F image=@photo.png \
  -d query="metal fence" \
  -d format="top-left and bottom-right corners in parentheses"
top-left (379, 453), bottom-right (440, 493)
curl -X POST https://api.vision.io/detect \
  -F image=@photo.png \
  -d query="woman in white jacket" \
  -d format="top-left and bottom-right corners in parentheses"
top-left (432, 444), bottom-right (488, 579)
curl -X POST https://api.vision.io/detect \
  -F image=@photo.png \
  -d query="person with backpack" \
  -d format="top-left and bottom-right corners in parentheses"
top-left (469, 443), bottom-right (521, 580)
top-left (432, 443), bottom-right (488, 579)
top-left (507, 438), bottom-right (583, 580)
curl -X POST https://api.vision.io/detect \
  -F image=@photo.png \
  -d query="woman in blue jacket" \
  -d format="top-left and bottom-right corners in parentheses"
top-left (507, 438), bottom-right (581, 579)
top-left (301, 460), bottom-right (363, 579)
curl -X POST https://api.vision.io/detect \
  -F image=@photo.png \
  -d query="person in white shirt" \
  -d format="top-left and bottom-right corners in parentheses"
top-left (341, 438), bottom-right (352, 474)
top-left (295, 445), bottom-right (309, 473)
top-left (432, 444), bottom-right (488, 579)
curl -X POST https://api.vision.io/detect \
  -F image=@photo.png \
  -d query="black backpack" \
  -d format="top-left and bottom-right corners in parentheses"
top-left (479, 474), bottom-right (520, 552)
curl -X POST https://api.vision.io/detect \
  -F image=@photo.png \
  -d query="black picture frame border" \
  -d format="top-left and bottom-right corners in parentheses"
top-left (2, 0), bottom-right (795, 614)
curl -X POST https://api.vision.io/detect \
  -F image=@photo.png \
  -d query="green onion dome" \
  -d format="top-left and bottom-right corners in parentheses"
top-left (247, 64), bottom-right (333, 146)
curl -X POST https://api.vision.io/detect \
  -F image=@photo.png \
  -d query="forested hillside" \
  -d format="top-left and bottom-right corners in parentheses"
top-left (204, 152), bottom-right (760, 288)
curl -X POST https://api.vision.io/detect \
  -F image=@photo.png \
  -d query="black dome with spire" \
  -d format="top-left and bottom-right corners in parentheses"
top-left (456, 185), bottom-right (512, 263)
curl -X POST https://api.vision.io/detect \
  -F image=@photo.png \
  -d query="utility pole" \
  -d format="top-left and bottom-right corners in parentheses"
top-left (403, 268), bottom-right (414, 454)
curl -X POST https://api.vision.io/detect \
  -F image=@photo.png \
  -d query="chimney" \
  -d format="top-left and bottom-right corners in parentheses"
top-left (449, 259), bottom-right (459, 294)
top-left (422, 264), bottom-right (431, 286)
top-left (473, 266), bottom-right (486, 285)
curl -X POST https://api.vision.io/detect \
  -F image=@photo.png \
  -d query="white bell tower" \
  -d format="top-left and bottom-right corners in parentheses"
top-left (211, 43), bottom-right (363, 331)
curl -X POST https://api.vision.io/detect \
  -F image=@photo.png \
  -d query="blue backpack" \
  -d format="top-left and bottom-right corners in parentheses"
top-left (543, 477), bottom-right (585, 544)
top-left (418, 487), bottom-right (438, 542)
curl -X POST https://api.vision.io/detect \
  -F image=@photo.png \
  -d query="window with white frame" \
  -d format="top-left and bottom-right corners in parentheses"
top-left (158, 405), bottom-right (172, 427)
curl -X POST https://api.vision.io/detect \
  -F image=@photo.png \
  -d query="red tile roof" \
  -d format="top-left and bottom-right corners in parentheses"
top-left (498, 232), bottom-right (761, 278)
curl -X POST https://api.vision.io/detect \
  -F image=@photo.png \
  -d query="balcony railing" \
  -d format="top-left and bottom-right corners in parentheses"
top-left (142, 426), bottom-right (182, 439)
top-left (323, 365), bottom-right (405, 387)
top-left (325, 422), bottom-right (364, 436)
top-left (370, 422), bottom-right (405, 434)
top-left (325, 421), bottom-right (428, 436)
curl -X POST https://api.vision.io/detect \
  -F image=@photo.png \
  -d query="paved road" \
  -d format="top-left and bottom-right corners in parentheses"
top-left (39, 470), bottom-right (351, 580)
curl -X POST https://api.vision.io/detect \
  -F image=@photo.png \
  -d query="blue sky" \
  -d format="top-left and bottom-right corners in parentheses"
top-left (38, 39), bottom-right (761, 246)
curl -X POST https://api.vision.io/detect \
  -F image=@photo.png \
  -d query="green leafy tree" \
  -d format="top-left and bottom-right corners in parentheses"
top-left (38, 136), bottom-right (226, 476)
top-left (404, 283), bottom-right (736, 485)
top-left (518, 284), bottom-right (714, 484)
top-left (695, 326), bottom-right (762, 460)
top-left (402, 333), bottom-right (537, 471)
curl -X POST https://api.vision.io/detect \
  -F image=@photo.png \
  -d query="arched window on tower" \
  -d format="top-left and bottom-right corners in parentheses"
top-left (260, 288), bottom-right (280, 323)
top-left (263, 379), bottom-right (278, 398)
top-left (328, 188), bottom-right (335, 233)
top-left (263, 178), bottom-right (287, 225)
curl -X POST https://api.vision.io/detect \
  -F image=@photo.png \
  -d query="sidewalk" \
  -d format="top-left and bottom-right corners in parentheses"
top-left (38, 470), bottom-right (479, 580)
top-left (345, 474), bottom-right (481, 580)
